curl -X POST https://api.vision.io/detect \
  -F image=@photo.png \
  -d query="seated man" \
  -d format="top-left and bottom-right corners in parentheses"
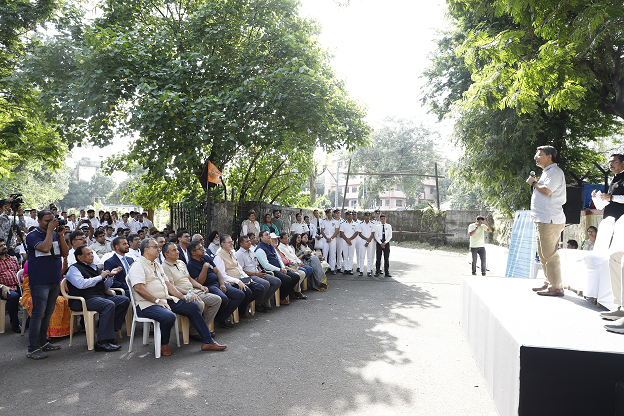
top-left (90, 229), bottom-right (112, 257)
top-left (161, 242), bottom-right (222, 338)
top-left (213, 234), bottom-right (267, 318)
top-left (186, 240), bottom-right (245, 329)
top-left (255, 230), bottom-right (300, 305)
top-left (65, 245), bottom-right (129, 352)
top-left (103, 236), bottom-right (134, 296)
top-left (0, 238), bottom-right (23, 332)
top-left (236, 234), bottom-right (280, 313)
top-left (277, 232), bottom-right (312, 296)
top-left (127, 239), bottom-right (226, 356)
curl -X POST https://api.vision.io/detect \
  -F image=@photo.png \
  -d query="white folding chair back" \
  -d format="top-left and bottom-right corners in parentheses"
top-left (595, 216), bottom-right (616, 252)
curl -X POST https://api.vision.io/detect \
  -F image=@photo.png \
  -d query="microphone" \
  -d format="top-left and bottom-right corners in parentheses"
top-left (530, 171), bottom-right (536, 178)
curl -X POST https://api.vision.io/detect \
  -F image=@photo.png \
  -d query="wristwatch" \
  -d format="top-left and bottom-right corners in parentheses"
top-left (155, 299), bottom-right (161, 305)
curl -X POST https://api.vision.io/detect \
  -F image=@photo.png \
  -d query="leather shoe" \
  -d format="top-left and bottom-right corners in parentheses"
top-left (201, 341), bottom-right (227, 351)
top-left (105, 338), bottom-right (119, 345)
top-left (95, 342), bottom-right (121, 352)
top-left (359, 272), bottom-right (363, 276)
top-left (256, 305), bottom-right (268, 313)
top-left (240, 314), bottom-right (250, 319)
top-left (216, 320), bottom-right (233, 329)
top-left (331, 270), bottom-right (337, 275)
top-left (367, 272), bottom-right (372, 276)
top-left (385, 273), bottom-right (392, 278)
top-left (292, 291), bottom-right (307, 300)
top-left (280, 299), bottom-right (290, 305)
top-left (536, 288), bottom-right (564, 297)
top-left (161, 345), bottom-right (172, 356)
top-left (532, 284), bottom-right (549, 292)
top-left (11, 325), bottom-right (21, 333)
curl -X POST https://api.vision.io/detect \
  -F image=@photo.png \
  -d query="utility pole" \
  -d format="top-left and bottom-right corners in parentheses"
top-left (335, 164), bottom-right (340, 207)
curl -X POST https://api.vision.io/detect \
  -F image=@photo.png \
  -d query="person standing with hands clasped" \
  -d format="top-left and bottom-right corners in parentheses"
top-left (25, 209), bottom-right (69, 359)
top-left (468, 216), bottom-right (492, 276)
top-left (374, 214), bottom-right (393, 278)
top-left (526, 145), bottom-right (567, 297)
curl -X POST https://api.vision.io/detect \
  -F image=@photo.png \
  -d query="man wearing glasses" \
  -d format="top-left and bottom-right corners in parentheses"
top-left (127, 239), bottom-right (226, 356)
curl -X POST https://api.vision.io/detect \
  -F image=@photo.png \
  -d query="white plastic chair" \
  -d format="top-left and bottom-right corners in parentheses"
top-left (126, 276), bottom-right (179, 358)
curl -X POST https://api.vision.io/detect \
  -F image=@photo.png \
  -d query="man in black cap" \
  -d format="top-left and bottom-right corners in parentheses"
top-left (372, 209), bottom-right (382, 225)
top-left (356, 212), bottom-right (376, 276)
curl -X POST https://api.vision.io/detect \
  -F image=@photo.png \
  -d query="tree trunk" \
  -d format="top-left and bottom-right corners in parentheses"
top-left (309, 173), bottom-right (316, 205)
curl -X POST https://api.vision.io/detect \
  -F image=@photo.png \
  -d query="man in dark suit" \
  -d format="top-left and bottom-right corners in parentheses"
top-left (103, 236), bottom-right (134, 297)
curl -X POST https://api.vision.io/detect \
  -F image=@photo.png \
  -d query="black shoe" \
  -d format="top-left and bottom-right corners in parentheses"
top-left (11, 325), bottom-right (21, 333)
top-left (343, 270), bottom-right (349, 275)
top-left (262, 303), bottom-right (272, 311)
top-left (95, 342), bottom-right (121, 352)
top-left (357, 268), bottom-right (360, 272)
top-left (106, 338), bottom-right (119, 345)
top-left (256, 305), bottom-right (268, 313)
top-left (331, 270), bottom-right (337, 275)
top-left (367, 272), bottom-right (372, 276)
top-left (210, 331), bottom-right (216, 338)
top-left (359, 272), bottom-right (363, 276)
top-left (216, 320), bottom-right (233, 329)
top-left (41, 342), bottom-right (61, 352)
top-left (385, 273), bottom-right (392, 278)
top-left (189, 334), bottom-right (203, 342)
top-left (374, 271), bottom-right (380, 277)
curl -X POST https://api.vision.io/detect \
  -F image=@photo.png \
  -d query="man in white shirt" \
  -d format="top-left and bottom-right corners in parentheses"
top-left (290, 212), bottom-right (307, 236)
top-left (321, 208), bottom-right (339, 274)
top-left (468, 216), bottom-right (492, 276)
top-left (67, 213), bottom-right (79, 232)
top-left (340, 211), bottom-right (358, 275)
top-left (375, 215), bottom-right (393, 278)
top-left (332, 209), bottom-right (345, 272)
top-left (126, 233), bottom-right (141, 260)
top-left (117, 213), bottom-right (131, 230)
top-left (356, 212), bottom-right (376, 276)
top-left (352, 211), bottom-right (362, 272)
top-left (90, 229), bottom-right (113, 257)
top-left (310, 209), bottom-right (323, 252)
top-left (87, 209), bottom-right (100, 230)
top-left (24, 209), bottom-right (38, 230)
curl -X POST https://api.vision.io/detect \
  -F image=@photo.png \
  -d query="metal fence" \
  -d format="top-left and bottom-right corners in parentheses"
top-left (170, 202), bottom-right (209, 238)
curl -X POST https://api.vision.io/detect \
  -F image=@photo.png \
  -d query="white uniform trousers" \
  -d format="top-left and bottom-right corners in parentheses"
top-left (354, 236), bottom-right (361, 270)
top-left (358, 239), bottom-right (375, 273)
top-left (335, 238), bottom-right (343, 270)
top-left (322, 238), bottom-right (337, 271)
top-left (342, 240), bottom-right (355, 271)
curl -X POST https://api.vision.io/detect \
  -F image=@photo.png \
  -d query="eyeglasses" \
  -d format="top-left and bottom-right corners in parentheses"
top-left (147, 245), bottom-right (160, 250)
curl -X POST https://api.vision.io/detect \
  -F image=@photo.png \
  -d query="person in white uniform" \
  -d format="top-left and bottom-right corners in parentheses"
top-left (339, 211), bottom-right (358, 275)
top-left (332, 209), bottom-right (345, 272)
top-left (356, 212), bottom-right (376, 276)
top-left (321, 208), bottom-right (339, 274)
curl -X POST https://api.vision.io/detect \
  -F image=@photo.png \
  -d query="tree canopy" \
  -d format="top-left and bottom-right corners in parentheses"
top-left (423, 1), bottom-right (623, 214)
top-left (25, 0), bottom-right (370, 208)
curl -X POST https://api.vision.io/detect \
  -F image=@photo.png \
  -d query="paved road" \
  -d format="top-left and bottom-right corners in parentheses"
top-left (0, 246), bottom-right (497, 415)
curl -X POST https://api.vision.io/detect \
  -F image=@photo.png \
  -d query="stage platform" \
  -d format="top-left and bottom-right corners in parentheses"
top-left (461, 275), bottom-right (624, 416)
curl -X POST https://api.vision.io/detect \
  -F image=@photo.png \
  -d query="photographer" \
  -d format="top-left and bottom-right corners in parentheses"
top-left (25, 209), bottom-right (69, 359)
top-left (0, 197), bottom-right (26, 252)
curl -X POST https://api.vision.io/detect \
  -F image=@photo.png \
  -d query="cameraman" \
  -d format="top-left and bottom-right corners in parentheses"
top-left (0, 198), bottom-right (26, 253)
top-left (25, 210), bottom-right (69, 360)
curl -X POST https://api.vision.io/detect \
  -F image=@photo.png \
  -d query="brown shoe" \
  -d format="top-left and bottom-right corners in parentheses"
top-left (537, 288), bottom-right (564, 297)
top-left (161, 345), bottom-right (172, 356)
top-left (532, 284), bottom-right (549, 292)
top-left (293, 292), bottom-right (307, 299)
top-left (201, 342), bottom-right (227, 351)
top-left (280, 299), bottom-right (290, 305)
top-left (240, 314), bottom-right (250, 319)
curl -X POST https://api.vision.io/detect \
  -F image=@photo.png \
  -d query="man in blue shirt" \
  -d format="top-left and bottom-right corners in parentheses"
top-left (186, 240), bottom-right (244, 329)
top-left (25, 210), bottom-right (69, 359)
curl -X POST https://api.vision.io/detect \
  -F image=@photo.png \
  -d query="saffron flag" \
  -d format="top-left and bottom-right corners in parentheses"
top-left (207, 161), bottom-right (223, 185)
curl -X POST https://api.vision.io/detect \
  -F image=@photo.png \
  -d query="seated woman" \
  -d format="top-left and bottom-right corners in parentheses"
top-left (241, 210), bottom-right (260, 237)
top-left (207, 231), bottom-right (220, 255)
top-left (260, 213), bottom-right (279, 235)
top-left (582, 226), bottom-right (597, 251)
top-left (291, 233), bottom-right (328, 291)
top-left (19, 261), bottom-right (76, 338)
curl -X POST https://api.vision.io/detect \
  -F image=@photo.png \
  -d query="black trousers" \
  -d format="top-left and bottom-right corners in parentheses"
top-left (271, 269), bottom-right (300, 299)
top-left (471, 247), bottom-right (486, 275)
top-left (69, 294), bottom-right (130, 342)
top-left (375, 242), bottom-right (390, 274)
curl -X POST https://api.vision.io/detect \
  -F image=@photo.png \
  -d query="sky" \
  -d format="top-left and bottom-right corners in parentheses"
top-left (69, 0), bottom-right (452, 181)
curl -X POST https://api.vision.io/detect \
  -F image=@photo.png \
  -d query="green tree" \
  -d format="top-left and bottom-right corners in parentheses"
top-left (57, 173), bottom-right (116, 210)
top-left (348, 117), bottom-right (438, 209)
top-left (423, 8), bottom-right (621, 214)
top-left (0, 162), bottom-right (70, 209)
top-left (27, 0), bottom-right (370, 209)
top-left (0, 0), bottom-right (65, 176)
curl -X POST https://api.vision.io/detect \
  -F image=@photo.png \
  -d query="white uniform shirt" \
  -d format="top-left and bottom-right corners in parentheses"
top-left (340, 220), bottom-right (359, 240)
top-left (310, 217), bottom-right (323, 239)
top-left (321, 218), bottom-right (338, 240)
top-left (290, 221), bottom-right (308, 235)
top-left (356, 220), bottom-right (376, 240)
top-left (374, 223), bottom-right (393, 244)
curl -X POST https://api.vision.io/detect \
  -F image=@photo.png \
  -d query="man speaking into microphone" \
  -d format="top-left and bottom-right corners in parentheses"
top-left (526, 145), bottom-right (567, 297)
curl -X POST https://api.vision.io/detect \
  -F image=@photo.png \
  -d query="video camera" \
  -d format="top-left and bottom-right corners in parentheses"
top-left (7, 193), bottom-right (23, 213)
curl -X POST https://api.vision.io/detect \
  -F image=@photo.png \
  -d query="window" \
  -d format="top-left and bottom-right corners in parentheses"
top-left (337, 161), bottom-right (342, 168)
top-left (350, 200), bottom-right (356, 207)
top-left (385, 200), bottom-right (390, 206)
top-left (352, 186), bottom-right (357, 193)
top-left (396, 200), bottom-right (403, 207)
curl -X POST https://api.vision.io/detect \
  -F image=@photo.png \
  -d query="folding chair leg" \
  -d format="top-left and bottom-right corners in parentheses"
top-left (125, 308), bottom-right (133, 336)
top-left (274, 287), bottom-right (280, 308)
top-left (69, 315), bottom-right (75, 346)
top-left (128, 319), bottom-right (136, 353)
top-left (232, 308), bottom-right (239, 324)
top-left (154, 322), bottom-right (161, 358)
top-left (209, 320), bottom-right (214, 333)
top-left (143, 322), bottom-right (150, 345)
top-left (250, 300), bottom-right (255, 316)
top-left (85, 311), bottom-right (97, 351)
top-left (0, 300), bottom-right (5, 334)
top-left (177, 315), bottom-right (189, 345)
top-left (174, 317), bottom-right (180, 348)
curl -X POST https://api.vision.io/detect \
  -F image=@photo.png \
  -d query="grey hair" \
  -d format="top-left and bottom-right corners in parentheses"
top-left (139, 238), bottom-right (155, 255)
